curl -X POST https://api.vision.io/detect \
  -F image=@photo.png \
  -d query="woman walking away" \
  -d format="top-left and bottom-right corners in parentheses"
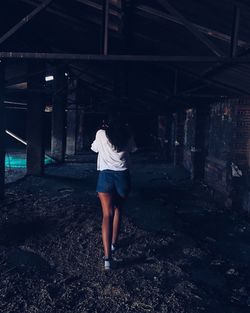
top-left (91, 116), bottom-right (137, 270)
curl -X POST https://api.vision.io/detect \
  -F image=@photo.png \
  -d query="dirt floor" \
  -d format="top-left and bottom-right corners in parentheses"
top-left (1, 155), bottom-right (250, 313)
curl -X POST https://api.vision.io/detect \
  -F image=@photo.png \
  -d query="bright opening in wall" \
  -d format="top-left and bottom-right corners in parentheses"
top-left (45, 75), bottom-right (54, 82)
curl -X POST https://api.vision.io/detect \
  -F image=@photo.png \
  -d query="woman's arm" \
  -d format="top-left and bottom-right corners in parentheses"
top-left (91, 130), bottom-right (101, 153)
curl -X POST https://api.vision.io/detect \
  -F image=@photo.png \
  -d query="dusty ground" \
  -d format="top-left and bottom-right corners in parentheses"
top-left (1, 156), bottom-right (250, 313)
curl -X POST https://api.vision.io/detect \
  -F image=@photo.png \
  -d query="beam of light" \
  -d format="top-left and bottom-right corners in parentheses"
top-left (5, 129), bottom-right (27, 146)
top-left (45, 75), bottom-right (54, 81)
top-left (4, 101), bottom-right (26, 106)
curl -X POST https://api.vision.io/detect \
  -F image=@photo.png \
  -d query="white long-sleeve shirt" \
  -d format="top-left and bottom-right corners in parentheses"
top-left (91, 129), bottom-right (137, 171)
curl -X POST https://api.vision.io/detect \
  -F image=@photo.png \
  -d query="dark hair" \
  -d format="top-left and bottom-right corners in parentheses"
top-left (105, 116), bottom-right (131, 152)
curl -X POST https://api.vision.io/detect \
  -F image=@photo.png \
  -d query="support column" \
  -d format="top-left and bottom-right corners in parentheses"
top-left (76, 107), bottom-right (85, 153)
top-left (0, 61), bottom-right (5, 198)
top-left (66, 79), bottom-right (78, 156)
top-left (158, 113), bottom-right (172, 161)
top-left (173, 110), bottom-right (185, 167)
top-left (26, 61), bottom-right (45, 176)
top-left (192, 106), bottom-right (210, 180)
top-left (51, 65), bottom-right (67, 162)
top-left (75, 80), bottom-right (87, 154)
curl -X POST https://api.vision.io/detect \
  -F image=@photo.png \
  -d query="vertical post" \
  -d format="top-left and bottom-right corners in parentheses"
top-left (231, 6), bottom-right (240, 57)
top-left (76, 107), bottom-right (85, 153)
top-left (26, 61), bottom-right (45, 176)
top-left (158, 115), bottom-right (171, 161)
top-left (101, 0), bottom-right (109, 55)
top-left (164, 112), bottom-right (172, 161)
top-left (173, 110), bottom-right (185, 167)
top-left (51, 65), bottom-right (67, 162)
top-left (0, 61), bottom-right (5, 198)
top-left (192, 106), bottom-right (210, 180)
top-left (76, 81), bottom-right (89, 153)
top-left (66, 79), bottom-right (78, 156)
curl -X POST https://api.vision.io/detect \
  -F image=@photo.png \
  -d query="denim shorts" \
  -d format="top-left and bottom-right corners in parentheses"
top-left (96, 170), bottom-right (131, 197)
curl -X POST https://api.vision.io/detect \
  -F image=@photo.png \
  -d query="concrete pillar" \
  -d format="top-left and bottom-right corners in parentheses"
top-left (66, 79), bottom-right (78, 156)
top-left (51, 66), bottom-right (67, 162)
top-left (173, 111), bottom-right (185, 167)
top-left (0, 62), bottom-right (5, 198)
top-left (158, 114), bottom-right (172, 160)
top-left (26, 61), bottom-right (45, 176)
top-left (76, 107), bottom-right (85, 153)
top-left (192, 106), bottom-right (210, 180)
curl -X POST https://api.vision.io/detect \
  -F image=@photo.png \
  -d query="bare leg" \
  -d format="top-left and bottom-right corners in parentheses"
top-left (98, 192), bottom-right (113, 258)
top-left (112, 196), bottom-right (125, 245)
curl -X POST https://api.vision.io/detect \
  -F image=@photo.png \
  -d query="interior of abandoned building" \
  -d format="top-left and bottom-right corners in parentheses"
top-left (1, 0), bottom-right (250, 312)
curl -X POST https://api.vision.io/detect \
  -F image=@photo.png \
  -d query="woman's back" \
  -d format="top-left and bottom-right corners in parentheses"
top-left (91, 129), bottom-right (136, 171)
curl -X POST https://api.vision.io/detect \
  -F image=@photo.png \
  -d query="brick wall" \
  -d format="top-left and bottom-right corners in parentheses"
top-left (233, 105), bottom-right (250, 170)
top-left (204, 97), bottom-right (250, 209)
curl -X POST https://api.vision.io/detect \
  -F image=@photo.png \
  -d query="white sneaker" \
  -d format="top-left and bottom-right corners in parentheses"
top-left (104, 257), bottom-right (112, 270)
top-left (111, 244), bottom-right (116, 252)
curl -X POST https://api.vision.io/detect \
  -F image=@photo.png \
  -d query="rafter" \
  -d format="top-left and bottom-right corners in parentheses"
top-left (75, 0), bottom-right (249, 48)
top-left (135, 4), bottom-right (248, 48)
top-left (0, 0), bottom-right (54, 45)
top-left (163, 64), bottom-right (249, 95)
top-left (156, 0), bottom-right (225, 56)
top-left (19, 0), bottom-right (118, 32)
